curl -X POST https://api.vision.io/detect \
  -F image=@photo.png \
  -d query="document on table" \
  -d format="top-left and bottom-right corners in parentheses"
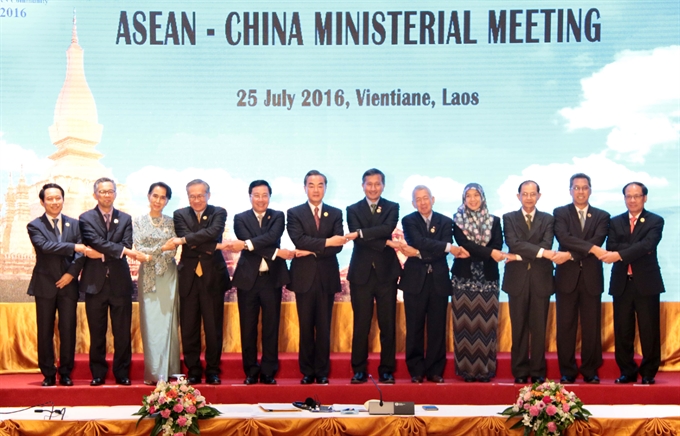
top-left (258, 403), bottom-right (302, 412)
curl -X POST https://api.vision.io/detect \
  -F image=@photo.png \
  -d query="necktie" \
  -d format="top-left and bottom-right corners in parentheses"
top-left (257, 214), bottom-right (263, 228)
top-left (628, 216), bottom-right (636, 275)
top-left (53, 218), bottom-right (61, 242)
top-left (370, 204), bottom-right (377, 214)
top-left (314, 207), bottom-right (320, 230)
top-left (425, 218), bottom-right (431, 230)
top-left (196, 212), bottom-right (201, 222)
top-left (104, 213), bottom-right (111, 231)
top-left (578, 210), bottom-right (586, 230)
top-left (525, 213), bottom-right (532, 230)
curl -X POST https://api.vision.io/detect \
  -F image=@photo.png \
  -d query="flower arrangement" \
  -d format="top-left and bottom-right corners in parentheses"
top-left (134, 377), bottom-right (221, 436)
top-left (500, 379), bottom-right (591, 436)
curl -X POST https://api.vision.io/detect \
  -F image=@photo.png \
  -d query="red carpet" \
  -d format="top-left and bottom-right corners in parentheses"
top-left (2, 352), bottom-right (679, 407)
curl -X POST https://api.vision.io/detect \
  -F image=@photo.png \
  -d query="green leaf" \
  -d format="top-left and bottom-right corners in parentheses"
top-left (150, 416), bottom-right (163, 436)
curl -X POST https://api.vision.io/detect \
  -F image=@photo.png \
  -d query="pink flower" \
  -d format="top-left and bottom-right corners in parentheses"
top-left (176, 416), bottom-right (187, 427)
top-left (562, 403), bottom-right (570, 412)
top-left (193, 389), bottom-right (201, 396)
top-left (174, 433), bottom-right (184, 436)
top-left (173, 403), bottom-right (184, 413)
top-left (529, 406), bottom-right (540, 417)
top-left (547, 422), bottom-right (557, 433)
top-left (186, 405), bottom-right (197, 414)
top-left (537, 402), bottom-right (546, 410)
top-left (546, 405), bottom-right (557, 416)
top-left (523, 403), bottom-right (530, 410)
top-left (160, 409), bottom-right (171, 419)
top-left (148, 406), bottom-right (156, 414)
top-left (543, 396), bottom-right (552, 403)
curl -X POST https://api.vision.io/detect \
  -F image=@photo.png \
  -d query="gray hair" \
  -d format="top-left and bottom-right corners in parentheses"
top-left (186, 179), bottom-right (210, 194)
top-left (93, 177), bottom-right (116, 193)
top-left (412, 185), bottom-right (432, 201)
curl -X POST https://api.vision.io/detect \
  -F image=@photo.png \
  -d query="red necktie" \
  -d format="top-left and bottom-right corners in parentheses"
top-left (628, 216), bottom-right (636, 275)
top-left (314, 207), bottom-right (320, 230)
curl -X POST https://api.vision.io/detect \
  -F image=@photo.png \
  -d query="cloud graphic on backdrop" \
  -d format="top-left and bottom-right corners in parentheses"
top-left (560, 45), bottom-right (680, 163)
top-left (495, 152), bottom-right (668, 216)
top-left (399, 175), bottom-right (467, 204)
top-left (0, 132), bottom-right (51, 177)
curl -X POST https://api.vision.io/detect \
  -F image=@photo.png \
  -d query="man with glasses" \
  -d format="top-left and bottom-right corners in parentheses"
top-left (600, 182), bottom-right (665, 385)
top-left (553, 173), bottom-right (610, 384)
top-left (227, 180), bottom-right (294, 385)
top-left (502, 180), bottom-right (563, 384)
top-left (80, 177), bottom-right (140, 386)
top-left (173, 179), bottom-right (231, 385)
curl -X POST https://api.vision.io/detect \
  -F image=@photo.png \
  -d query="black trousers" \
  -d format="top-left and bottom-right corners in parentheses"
top-left (508, 285), bottom-right (550, 379)
top-left (85, 278), bottom-right (132, 380)
top-left (404, 273), bottom-right (448, 378)
top-left (556, 272), bottom-right (603, 379)
top-left (613, 277), bottom-right (661, 379)
top-left (35, 289), bottom-right (78, 378)
top-left (237, 273), bottom-right (282, 378)
top-left (295, 273), bottom-right (335, 378)
top-left (179, 275), bottom-right (225, 378)
top-left (350, 269), bottom-right (397, 375)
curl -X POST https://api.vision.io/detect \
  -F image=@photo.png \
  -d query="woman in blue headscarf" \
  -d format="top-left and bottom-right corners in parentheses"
top-left (451, 183), bottom-right (506, 382)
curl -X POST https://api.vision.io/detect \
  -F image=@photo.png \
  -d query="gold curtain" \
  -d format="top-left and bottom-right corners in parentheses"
top-left (1, 301), bottom-right (679, 374)
top-left (1, 416), bottom-right (679, 436)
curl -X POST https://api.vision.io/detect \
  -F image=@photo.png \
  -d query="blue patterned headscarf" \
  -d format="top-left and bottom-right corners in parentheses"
top-left (453, 183), bottom-right (494, 246)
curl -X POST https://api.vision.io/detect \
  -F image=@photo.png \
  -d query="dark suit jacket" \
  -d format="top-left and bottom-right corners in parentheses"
top-left (173, 205), bottom-right (231, 297)
top-left (451, 216), bottom-right (503, 282)
top-left (231, 208), bottom-right (290, 290)
top-left (346, 198), bottom-right (401, 284)
top-left (286, 203), bottom-right (343, 294)
top-left (79, 207), bottom-right (133, 295)
top-left (400, 211), bottom-right (451, 297)
top-left (501, 210), bottom-right (555, 297)
top-left (27, 214), bottom-right (85, 299)
top-left (607, 209), bottom-right (665, 297)
top-left (553, 204), bottom-right (610, 296)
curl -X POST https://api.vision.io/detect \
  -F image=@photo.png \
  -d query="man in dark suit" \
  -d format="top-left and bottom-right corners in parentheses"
top-left (601, 182), bottom-right (665, 385)
top-left (287, 170), bottom-right (347, 384)
top-left (502, 180), bottom-right (560, 384)
top-left (229, 180), bottom-right (294, 385)
top-left (553, 173), bottom-right (610, 384)
top-left (80, 177), bottom-right (139, 386)
top-left (398, 185), bottom-right (469, 383)
top-left (173, 179), bottom-right (231, 385)
top-left (344, 168), bottom-right (401, 384)
top-left (27, 183), bottom-right (87, 387)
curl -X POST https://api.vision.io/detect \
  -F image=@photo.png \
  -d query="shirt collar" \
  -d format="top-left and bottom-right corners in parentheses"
top-left (308, 202), bottom-right (323, 214)
top-left (575, 204), bottom-right (589, 214)
top-left (522, 209), bottom-right (536, 220)
top-left (45, 213), bottom-right (63, 227)
top-left (420, 212), bottom-right (433, 223)
top-left (365, 197), bottom-right (380, 207)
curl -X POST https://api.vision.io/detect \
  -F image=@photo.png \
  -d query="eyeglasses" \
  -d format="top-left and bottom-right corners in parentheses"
top-left (97, 190), bottom-right (116, 196)
top-left (625, 194), bottom-right (645, 201)
top-left (521, 192), bottom-right (538, 198)
top-left (189, 195), bottom-right (206, 201)
top-left (571, 186), bottom-right (590, 192)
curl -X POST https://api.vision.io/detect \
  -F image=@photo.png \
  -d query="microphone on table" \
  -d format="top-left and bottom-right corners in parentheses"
top-left (366, 374), bottom-right (414, 415)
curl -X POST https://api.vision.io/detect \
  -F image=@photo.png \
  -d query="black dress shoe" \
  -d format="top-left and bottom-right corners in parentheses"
top-left (463, 375), bottom-right (476, 383)
top-left (476, 375), bottom-right (491, 383)
top-left (59, 375), bottom-right (73, 386)
top-left (244, 376), bottom-right (258, 385)
top-left (90, 377), bottom-right (105, 386)
top-left (411, 375), bottom-right (424, 383)
top-left (351, 372), bottom-right (368, 384)
top-left (206, 375), bottom-right (221, 385)
top-left (379, 373), bottom-right (395, 384)
top-left (514, 377), bottom-right (528, 384)
top-left (532, 377), bottom-right (546, 384)
top-left (300, 375), bottom-right (315, 384)
top-left (427, 375), bottom-right (445, 383)
top-left (641, 377), bottom-right (655, 385)
top-left (42, 376), bottom-right (56, 387)
top-left (188, 376), bottom-right (202, 384)
top-left (615, 375), bottom-right (637, 384)
top-left (116, 377), bottom-right (131, 386)
top-left (316, 376), bottom-right (329, 385)
top-left (260, 374), bottom-right (277, 385)
top-left (560, 375), bottom-right (576, 384)
top-left (583, 375), bottom-right (600, 384)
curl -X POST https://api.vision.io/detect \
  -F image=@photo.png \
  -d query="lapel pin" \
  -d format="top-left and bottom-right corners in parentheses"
top-left (376, 206), bottom-right (382, 214)
top-left (639, 217), bottom-right (645, 223)
top-left (430, 227), bottom-right (436, 233)
top-left (267, 215), bottom-right (271, 220)
top-left (324, 211), bottom-right (328, 217)
top-left (587, 213), bottom-right (592, 218)
top-left (113, 218), bottom-right (119, 224)
top-left (65, 222), bottom-right (70, 227)
top-left (202, 215), bottom-right (207, 220)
